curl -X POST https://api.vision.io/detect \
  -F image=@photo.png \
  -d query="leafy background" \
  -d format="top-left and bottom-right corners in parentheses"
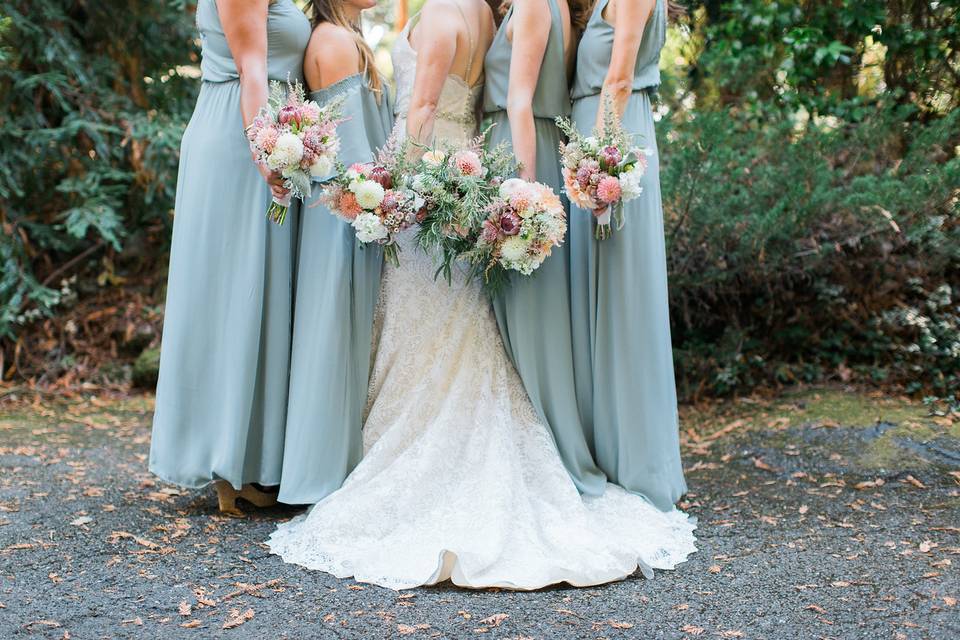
top-left (0, 0), bottom-right (957, 405)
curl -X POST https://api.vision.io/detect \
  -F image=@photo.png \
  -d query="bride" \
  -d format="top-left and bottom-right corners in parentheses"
top-left (268, 0), bottom-right (696, 590)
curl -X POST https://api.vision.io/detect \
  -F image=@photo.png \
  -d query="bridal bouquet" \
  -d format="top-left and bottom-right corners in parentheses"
top-left (555, 106), bottom-right (651, 240)
top-left (409, 129), bottom-right (516, 285)
top-left (461, 178), bottom-right (567, 290)
top-left (321, 136), bottom-right (424, 265)
top-left (247, 80), bottom-right (342, 225)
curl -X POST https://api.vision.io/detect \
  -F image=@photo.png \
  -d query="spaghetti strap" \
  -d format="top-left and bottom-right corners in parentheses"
top-left (452, 1), bottom-right (477, 83)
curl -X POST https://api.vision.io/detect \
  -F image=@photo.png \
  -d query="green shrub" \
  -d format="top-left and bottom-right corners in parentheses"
top-left (0, 0), bottom-right (198, 344)
top-left (660, 102), bottom-right (960, 398)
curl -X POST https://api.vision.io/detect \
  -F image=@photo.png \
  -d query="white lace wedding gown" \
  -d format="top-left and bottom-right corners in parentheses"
top-left (267, 18), bottom-right (697, 590)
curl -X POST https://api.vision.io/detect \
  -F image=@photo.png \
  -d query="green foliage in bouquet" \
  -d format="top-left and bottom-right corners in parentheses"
top-left (413, 126), bottom-right (517, 290)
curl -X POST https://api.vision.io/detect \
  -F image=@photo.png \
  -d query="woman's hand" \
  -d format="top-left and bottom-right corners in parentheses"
top-left (258, 163), bottom-right (289, 201)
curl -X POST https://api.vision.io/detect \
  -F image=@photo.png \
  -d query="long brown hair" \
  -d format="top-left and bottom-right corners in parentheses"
top-left (307, 0), bottom-right (382, 94)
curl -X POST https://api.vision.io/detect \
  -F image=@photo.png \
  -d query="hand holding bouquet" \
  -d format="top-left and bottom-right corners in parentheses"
top-left (556, 104), bottom-right (651, 239)
top-left (247, 80), bottom-right (342, 225)
top-left (464, 178), bottom-right (567, 291)
top-left (321, 135), bottom-right (424, 265)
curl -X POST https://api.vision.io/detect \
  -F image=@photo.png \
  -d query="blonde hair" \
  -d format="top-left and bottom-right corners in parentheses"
top-left (307, 0), bottom-right (382, 94)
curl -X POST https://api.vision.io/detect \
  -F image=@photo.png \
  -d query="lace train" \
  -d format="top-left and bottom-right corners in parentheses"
top-left (267, 230), bottom-right (696, 590)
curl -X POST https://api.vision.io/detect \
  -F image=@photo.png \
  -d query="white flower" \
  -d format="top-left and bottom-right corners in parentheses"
top-left (583, 136), bottom-right (600, 152)
top-left (618, 167), bottom-right (644, 201)
top-left (267, 132), bottom-right (304, 171)
top-left (309, 155), bottom-right (334, 178)
top-left (351, 180), bottom-right (385, 210)
top-left (562, 142), bottom-right (583, 169)
top-left (352, 212), bottom-right (388, 243)
top-left (421, 150), bottom-right (446, 166)
top-left (498, 177), bottom-right (527, 200)
top-left (500, 235), bottom-right (528, 263)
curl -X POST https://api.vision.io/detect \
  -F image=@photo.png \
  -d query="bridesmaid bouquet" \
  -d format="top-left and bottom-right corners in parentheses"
top-left (409, 129), bottom-right (516, 285)
top-left (321, 136), bottom-right (424, 265)
top-left (463, 178), bottom-right (567, 292)
top-left (555, 108), bottom-right (652, 240)
top-left (247, 80), bottom-right (342, 225)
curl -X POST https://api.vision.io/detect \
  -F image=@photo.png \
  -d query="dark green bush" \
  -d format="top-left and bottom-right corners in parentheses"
top-left (0, 0), bottom-right (198, 346)
top-left (661, 103), bottom-right (959, 399)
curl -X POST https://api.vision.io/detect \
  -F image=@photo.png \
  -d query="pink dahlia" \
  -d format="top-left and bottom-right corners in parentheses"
top-left (451, 150), bottom-right (483, 177)
top-left (596, 175), bottom-right (622, 204)
top-left (254, 126), bottom-right (279, 153)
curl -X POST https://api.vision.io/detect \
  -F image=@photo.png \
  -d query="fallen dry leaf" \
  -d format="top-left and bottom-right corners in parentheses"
top-left (719, 631), bottom-right (744, 638)
top-left (610, 620), bottom-right (634, 629)
top-left (943, 596), bottom-right (956, 607)
top-left (798, 505), bottom-right (809, 515)
top-left (178, 601), bottom-right (192, 617)
top-left (222, 608), bottom-right (254, 630)
top-left (397, 623), bottom-right (430, 635)
top-left (180, 620), bottom-right (201, 629)
top-left (752, 457), bottom-right (776, 473)
top-left (806, 604), bottom-right (827, 614)
top-left (478, 613), bottom-right (508, 627)
top-left (902, 475), bottom-right (926, 489)
top-left (70, 516), bottom-right (93, 527)
top-left (681, 624), bottom-right (705, 635)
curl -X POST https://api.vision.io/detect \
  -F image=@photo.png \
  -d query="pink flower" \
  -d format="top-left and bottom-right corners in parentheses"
top-left (451, 150), bottom-right (483, 177)
top-left (253, 126), bottom-right (279, 153)
top-left (368, 165), bottom-right (393, 189)
top-left (499, 211), bottom-right (521, 236)
top-left (301, 102), bottom-right (321, 123)
top-left (576, 160), bottom-right (599, 189)
top-left (380, 190), bottom-right (400, 212)
top-left (599, 145), bottom-right (622, 167)
top-left (596, 175), bottom-right (622, 204)
top-left (278, 105), bottom-right (301, 126)
top-left (349, 162), bottom-right (373, 178)
top-left (337, 192), bottom-right (362, 220)
top-left (481, 219), bottom-right (501, 243)
top-left (300, 145), bottom-right (317, 169)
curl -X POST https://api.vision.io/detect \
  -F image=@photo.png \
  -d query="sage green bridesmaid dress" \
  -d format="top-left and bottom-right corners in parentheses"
top-left (149, 0), bottom-right (310, 489)
top-left (569, 0), bottom-right (687, 510)
top-left (277, 74), bottom-right (392, 504)
top-left (483, 0), bottom-right (607, 496)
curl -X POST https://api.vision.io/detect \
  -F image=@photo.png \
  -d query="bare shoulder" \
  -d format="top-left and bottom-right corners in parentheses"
top-left (419, 0), bottom-right (467, 27)
top-left (304, 23), bottom-right (361, 90)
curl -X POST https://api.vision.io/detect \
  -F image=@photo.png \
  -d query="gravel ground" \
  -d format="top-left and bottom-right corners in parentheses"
top-left (0, 390), bottom-right (957, 639)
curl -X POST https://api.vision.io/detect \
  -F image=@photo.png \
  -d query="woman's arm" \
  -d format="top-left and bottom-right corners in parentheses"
top-left (506, 0), bottom-right (550, 181)
top-left (406, 1), bottom-right (461, 146)
top-left (597, 0), bottom-right (654, 130)
top-left (219, 0), bottom-right (286, 197)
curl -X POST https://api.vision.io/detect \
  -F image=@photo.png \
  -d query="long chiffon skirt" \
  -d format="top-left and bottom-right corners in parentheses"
top-left (569, 90), bottom-right (687, 511)
top-left (485, 112), bottom-right (608, 497)
top-left (150, 80), bottom-right (297, 489)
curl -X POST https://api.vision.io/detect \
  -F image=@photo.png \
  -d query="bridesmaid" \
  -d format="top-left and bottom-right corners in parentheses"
top-left (277, 0), bottom-right (391, 504)
top-left (569, 0), bottom-right (687, 510)
top-left (150, 0), bottom-right (310, 513)
top-left (483, 0), bottom-right (607, 495)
